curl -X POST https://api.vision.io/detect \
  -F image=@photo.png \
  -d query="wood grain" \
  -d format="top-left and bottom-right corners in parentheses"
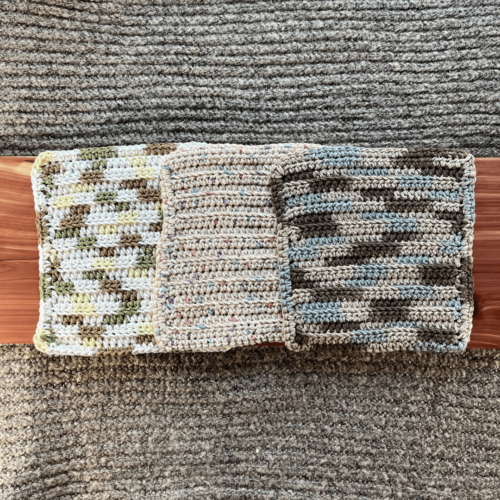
top-left (0, 157), bottom-right (38, 261)
top-left (0, 156), bottom-right (499, 348)
top-left (0, 158), bottom-right (38, 342)
top-left (467, 158), bottom-right (500, 348)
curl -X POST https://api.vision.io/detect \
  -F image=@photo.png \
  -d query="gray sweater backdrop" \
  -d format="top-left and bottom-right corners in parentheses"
top-left (2, 1), bottom-right (500, 498)
top-left (2, 345), bottom-right (500, 499)
top-left (1, 0), bottom-right (499, 156)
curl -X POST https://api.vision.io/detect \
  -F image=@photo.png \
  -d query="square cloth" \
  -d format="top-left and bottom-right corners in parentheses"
top-left (153, 144), bottom-right (311, 351)
top-left (32, 143), bottom-right (177, 355)
top-left (269, 146), bottom-right (476, 352)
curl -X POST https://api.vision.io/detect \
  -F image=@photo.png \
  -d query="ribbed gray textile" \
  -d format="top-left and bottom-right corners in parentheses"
top-left (2, 2), bottom-right (500, 498)
top-left (1, 0), bottom-right (499, 156)
top-left (1, 344), bottom-right (500, 499)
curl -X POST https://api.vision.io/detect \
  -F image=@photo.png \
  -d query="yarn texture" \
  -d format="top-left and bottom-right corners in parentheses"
top-left (31, 143), bottom-right (177, 355)
top-left (2, 0), bottom-right (499, 157)
top-left (2, 344), bottom-right (500, 499)
top-left (31, 142), bottom-right (476, 355)
top-left (270, 146), bottom-right (476, 351)
top-left (153, 143), bottom-right (294, 351)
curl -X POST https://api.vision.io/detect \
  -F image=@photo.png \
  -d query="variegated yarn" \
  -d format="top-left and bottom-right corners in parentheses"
top-left (31, 143), bottom-right (176, 355)
top-left (32, 142), bottom-right (476, 355)
top-left (153, 144), bottom-right (309, 351)
top-left (269, 146), bottom-right (476, 352)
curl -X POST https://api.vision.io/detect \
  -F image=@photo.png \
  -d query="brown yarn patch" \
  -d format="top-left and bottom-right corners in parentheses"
top-left (100, 279), bottom-right (122, 292)
top-left (79, 326), bottom-right (106, 337)
top-left (42, 162), bottom-right (62, 176)
top-left (118, 233), bottom-right (142, 247)
top-left (35, 209), bottom-right (49, 244)
top-left (99, 247), bottom-right (116, 258)
top-left (121, 290), bottom-right (138, 303)
top-left (149, 222), bottom-right (162, 232)
top-left (137, 188), bottom-right (161, 202)
top-left (61, 315), bottom-right (85, 326)
top-left (121, 179), bottom-right (149, 190)
top-left (145, 143), bottom-right (177, 156)
top-left (80, 170), bottom-right (104, 183)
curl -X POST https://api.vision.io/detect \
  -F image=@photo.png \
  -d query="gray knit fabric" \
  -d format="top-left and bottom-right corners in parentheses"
top-left (2, 2), bottom-right (500, 497)
top-left (1, 344), bottom-right (500, 499)
top-left (2, 0), bottom-right (500, 156)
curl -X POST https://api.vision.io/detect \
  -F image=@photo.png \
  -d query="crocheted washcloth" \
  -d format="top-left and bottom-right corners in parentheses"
top-left (31, 143), bottom-right (176, 355)
top-left (269, 147), bottom-right (476, 352)
top-left (153, 144), bottom-right (304, 351)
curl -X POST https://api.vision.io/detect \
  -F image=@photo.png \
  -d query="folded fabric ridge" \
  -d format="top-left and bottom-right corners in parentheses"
top-left (269, 146), bottom-right (476, 352)
top-left (153, 143), bottom-right (309, 351)
top-left (31, 143), bottom-right (177, 355)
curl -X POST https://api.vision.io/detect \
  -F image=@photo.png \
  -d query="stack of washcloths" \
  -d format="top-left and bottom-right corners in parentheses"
top-left (31, 142), bottom-right (476, 355)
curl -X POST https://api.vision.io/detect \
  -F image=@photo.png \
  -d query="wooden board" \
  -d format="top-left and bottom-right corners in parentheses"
top-left (468, 158), bottom-right (500, 348)
top-left (0, 157), bottom-right (499, 348)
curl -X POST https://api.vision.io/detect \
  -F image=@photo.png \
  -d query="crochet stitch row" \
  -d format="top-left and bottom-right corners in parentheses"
top-left (32, 143), bottom-right (177, 355)
top-left (32, 143), bottom-right (475, 355)
top-left (152, 144), bottom-right (309, 351)
top-left (269, 146), bottom-right (476, 352)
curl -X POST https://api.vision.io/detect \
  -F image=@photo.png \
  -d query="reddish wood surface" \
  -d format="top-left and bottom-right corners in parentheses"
top-left (0, 157), bottom-right (38, 343)
top-left (0, 157), bottom-right (499, 347)
top-left (468, 158), bottom-right (500, 348)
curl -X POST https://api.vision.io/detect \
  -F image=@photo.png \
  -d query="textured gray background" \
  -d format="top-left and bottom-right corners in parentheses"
top-left (2, 1), bottom-right (500, 498)
top-left (1, 0), bottom-right (499, 156)
top-left (1, 345), bottom-right (500, 499)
